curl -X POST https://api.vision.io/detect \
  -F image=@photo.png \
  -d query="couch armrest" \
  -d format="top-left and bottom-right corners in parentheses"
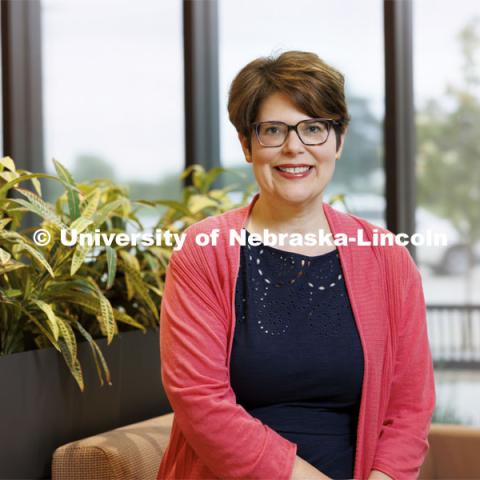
top-left (52, 412), bottom-right (174, 480)
top-left (420, 422), bottom-right (480, 479)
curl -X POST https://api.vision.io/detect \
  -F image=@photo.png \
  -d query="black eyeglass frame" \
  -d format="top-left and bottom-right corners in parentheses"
top-left (251, 118), bottom-right (343, 147)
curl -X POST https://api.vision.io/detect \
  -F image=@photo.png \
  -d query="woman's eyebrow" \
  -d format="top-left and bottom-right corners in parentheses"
top-left (257, 118), bottom-right (314, 124)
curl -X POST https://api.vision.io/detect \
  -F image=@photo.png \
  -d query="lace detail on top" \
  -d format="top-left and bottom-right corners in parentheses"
top-left (235, 231), bottom-right (352, 337)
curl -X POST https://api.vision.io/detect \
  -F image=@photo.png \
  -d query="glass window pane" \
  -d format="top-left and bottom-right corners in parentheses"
top-left (219, 0), bottom-right (385, 221)
top-left (414, 0), bottom-right (480, 426)
top-left (41, 0), bottom-right (184, 207)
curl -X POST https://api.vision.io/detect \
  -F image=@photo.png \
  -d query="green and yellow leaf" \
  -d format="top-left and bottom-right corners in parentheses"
top-left (57, 317), bottom-right (77, 362)
top-left (13, 188), bottom-right (66, 228)
top-left (53, 160), bottom-right (80, 221)
top-left (0, 262), bottom-right (26, 274)
top-left (16, 242), bottom-right (55, 278)
top-left (119, 256), bottom-right (158, 319)
top-left (0, 156), bottom-right (16, 172)
top-left (188, 194), bottom-right (218, 214)
top-left (0, 247), bottom-right (11, 265)
top-left (58, 338), bottom-right (84, 391)
top-left (119, 250), bottom-right (140, 271)
top-left (124, 271), bottom-right (135, 300)
top-left (74, 321), bottom-right (111, 386)
top-left (113, 309), bottom-right (146, 332)
top-left (22, 310), bottom-right (60, 352)
top-left (97, 292), bottom-right (116, 344)
top-left (70, 243), bottom-right (90, 276)
top-left (31, 299), bottom-right (60, 340)
top-left (94, 199), bottom-right (124, 226)
top-left (105, 246), bottom-right (117, 289)
top-left (81, 189), bottom-right (100, 219)
top-left (0, 173), bottom-right (59, 198)
top-left (70, 216), bottom-right (94, 234)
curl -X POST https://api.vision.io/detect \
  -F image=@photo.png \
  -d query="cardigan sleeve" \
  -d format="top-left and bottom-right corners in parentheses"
top-left (159, 243), bottom-right (298, 480)
top-left (371, 248), bottom-right (436, 480)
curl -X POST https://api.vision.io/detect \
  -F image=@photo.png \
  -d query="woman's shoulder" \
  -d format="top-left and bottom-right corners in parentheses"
top-left (327, 204), bottom-right (417, 275)
top-left (326, 202), bottom-right (389, 236)
top-left (169, 203), bottom-right (249, 265)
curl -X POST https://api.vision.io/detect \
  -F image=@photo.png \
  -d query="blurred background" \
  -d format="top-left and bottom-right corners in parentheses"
top-left (2, 0), bottom-right (480, 426)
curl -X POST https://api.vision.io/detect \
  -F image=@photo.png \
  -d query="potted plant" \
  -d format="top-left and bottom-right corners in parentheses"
top-left (0, 156), bottom-right (252, 478)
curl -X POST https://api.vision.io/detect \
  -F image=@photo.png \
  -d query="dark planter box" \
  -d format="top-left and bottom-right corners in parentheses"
top-left (0, 328), bottom-right (171, 479)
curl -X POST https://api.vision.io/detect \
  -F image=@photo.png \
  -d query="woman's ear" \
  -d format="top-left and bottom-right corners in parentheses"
top-left (336, 126), bottom-right (348, 160)
top-left (238, 132), bottom-right (252, 163)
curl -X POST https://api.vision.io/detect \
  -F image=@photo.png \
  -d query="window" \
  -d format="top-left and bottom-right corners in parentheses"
top-left (218, 0), bottom-right (385, 214)
top-left (414, 1), bottom-right (480, 301)
top-left (414, 0), bottom-right (480, 426)
top-left (41, 0), bottom-right (184, 210)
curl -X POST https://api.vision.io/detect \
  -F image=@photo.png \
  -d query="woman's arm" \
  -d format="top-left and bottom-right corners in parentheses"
top-left (368, 469), bottom-right (393, 480)
top-left (290, 455), bottom-right (331, 479)
top-left (160, 243), bottom-right (297, 480)
top-left (370, 248), bottom-right (436, 478)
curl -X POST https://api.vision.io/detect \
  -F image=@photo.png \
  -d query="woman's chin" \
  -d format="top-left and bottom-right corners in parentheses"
top-left (272, 188), bottom-right (324, 206)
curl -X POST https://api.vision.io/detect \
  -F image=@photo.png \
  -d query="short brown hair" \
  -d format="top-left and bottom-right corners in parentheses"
top-left (227, 50), bottom-right (350, 152)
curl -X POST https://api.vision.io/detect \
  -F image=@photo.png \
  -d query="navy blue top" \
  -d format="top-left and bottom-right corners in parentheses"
top-left (230, 231), bottom-right (364, 479)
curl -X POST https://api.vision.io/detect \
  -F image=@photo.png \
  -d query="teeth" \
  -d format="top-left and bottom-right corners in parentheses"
top-left (277, 166), bottom-right (311, 173)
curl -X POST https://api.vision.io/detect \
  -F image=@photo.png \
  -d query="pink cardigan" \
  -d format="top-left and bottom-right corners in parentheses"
top-left (157, 194), bottom-right (436, 480)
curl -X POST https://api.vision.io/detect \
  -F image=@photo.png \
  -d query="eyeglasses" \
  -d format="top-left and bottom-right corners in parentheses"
top-left (251, 118), bottom-right (341, 147)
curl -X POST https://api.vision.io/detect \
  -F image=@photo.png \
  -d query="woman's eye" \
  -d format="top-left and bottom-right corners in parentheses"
top-left (266, 127), bottom-right (279, 134)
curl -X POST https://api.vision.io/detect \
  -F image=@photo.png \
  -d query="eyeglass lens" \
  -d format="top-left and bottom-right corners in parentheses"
top-left (257, 120), bottom-right (329, 146)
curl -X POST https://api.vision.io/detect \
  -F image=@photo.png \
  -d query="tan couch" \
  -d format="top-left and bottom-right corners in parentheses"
top-left (419, 423), bottom-right (480, 479)
top-left (52, 415), bottom-right (480, 479)
top-left (52, 413), bottom-right (174, 480)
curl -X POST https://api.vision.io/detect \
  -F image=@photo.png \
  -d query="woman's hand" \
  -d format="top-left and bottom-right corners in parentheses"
top-left (368, 469), bottom-right (393, 479)
top-left (289, 455), bottom-right (331, 479)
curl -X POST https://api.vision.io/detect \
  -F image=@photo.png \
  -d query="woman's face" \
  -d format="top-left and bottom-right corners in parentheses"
top-left (239, 91), bottom-right (347, 207)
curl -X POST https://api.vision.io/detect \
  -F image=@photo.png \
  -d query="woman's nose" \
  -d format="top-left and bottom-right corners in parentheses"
top-left (282, 128), bottom-right (305, 154)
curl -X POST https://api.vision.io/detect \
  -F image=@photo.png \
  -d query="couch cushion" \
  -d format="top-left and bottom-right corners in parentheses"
top-left (52, 413), bottom-right (174, 480)
top-left (419, 443), bottom-right (435, 479)
top-left (428, 423), bottom-right (480, 479)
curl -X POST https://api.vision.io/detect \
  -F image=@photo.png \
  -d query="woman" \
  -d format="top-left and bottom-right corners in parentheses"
top-left (157, 51), bottom-right (435, 480)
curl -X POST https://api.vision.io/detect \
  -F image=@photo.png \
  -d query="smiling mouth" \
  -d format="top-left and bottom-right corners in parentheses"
top-left (274, 166), bottom-right (313, 174)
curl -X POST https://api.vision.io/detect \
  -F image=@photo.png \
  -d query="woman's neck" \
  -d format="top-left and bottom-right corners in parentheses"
top-left (247, 193), bottom-right (331, 236)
